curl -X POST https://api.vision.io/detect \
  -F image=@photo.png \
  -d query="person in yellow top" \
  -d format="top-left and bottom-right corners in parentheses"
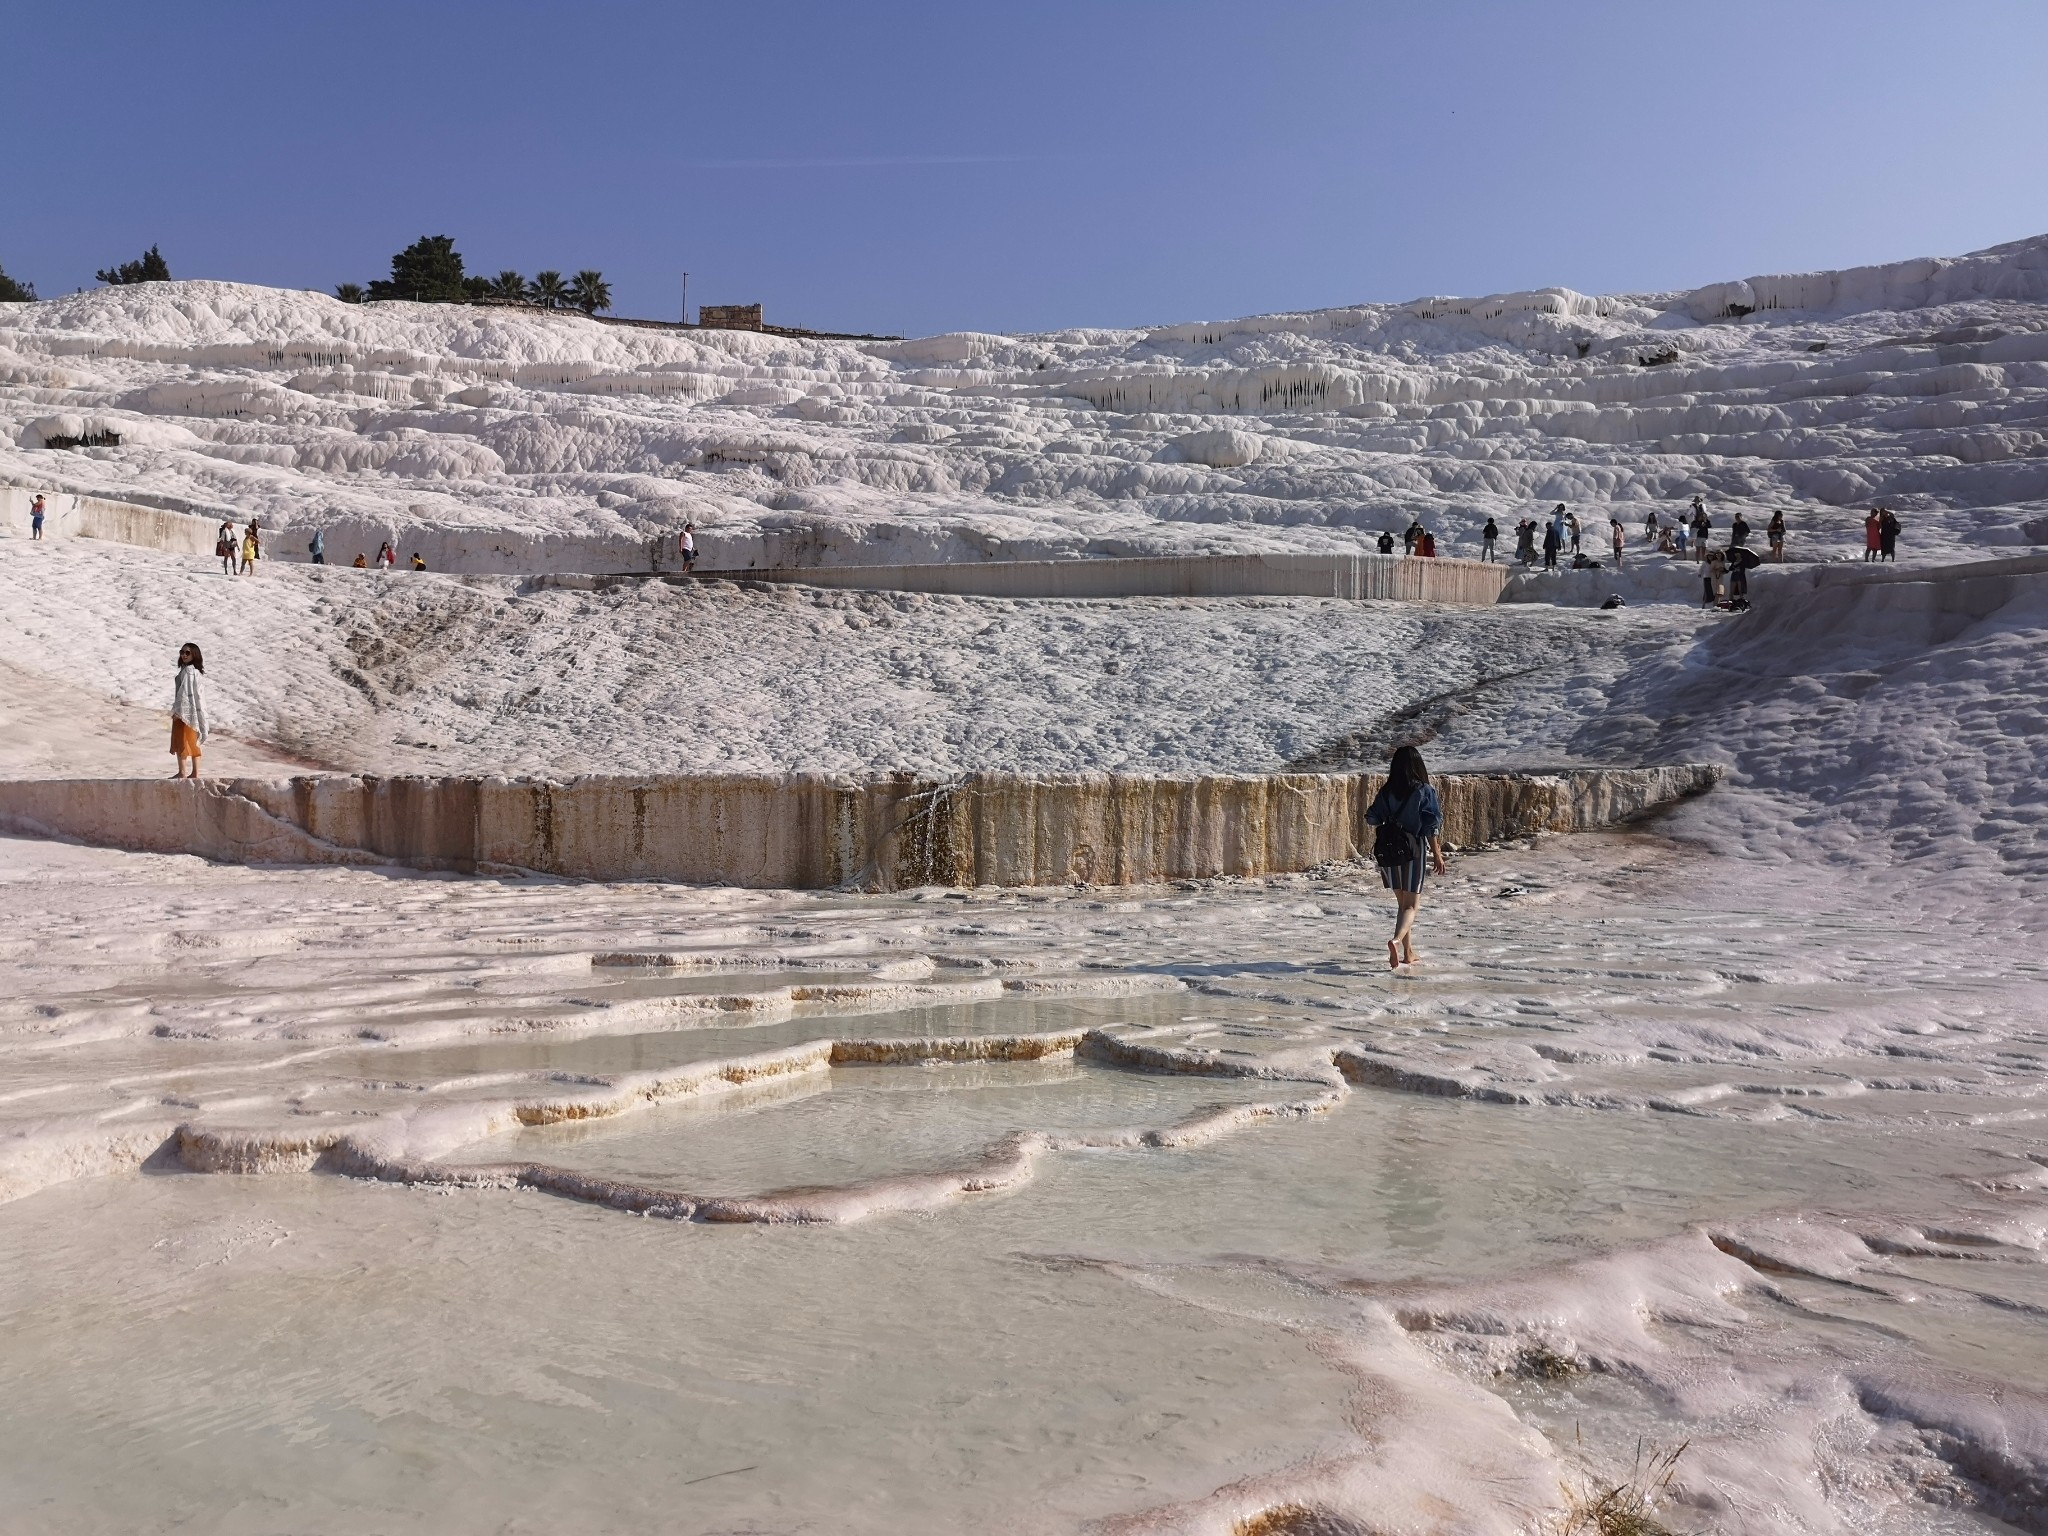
top-left (240, 524), bottom-right (260, 574)
top-left (410, 552), bottom-right (427, 571)
top-left (352, 553), bottom-right (368, 568)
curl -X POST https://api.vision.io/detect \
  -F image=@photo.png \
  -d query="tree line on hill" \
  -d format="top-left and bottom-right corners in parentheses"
top-left (0, 244), bottom-right (169, 301)
top-left (335, 236), bottom-right (612, 314)
top-left (0, 236), bottom-right (612, 316)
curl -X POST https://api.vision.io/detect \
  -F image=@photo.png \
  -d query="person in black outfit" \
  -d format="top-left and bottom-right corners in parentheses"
top-left (1403, 519), bottom-right (1424, 555)
top-left (1376, 529), bottom-right (1396, 555)
top-left (1879, 508), bottom-right (1900, 561)
top-left (1365, 744), bottom-right (1448, 969)
top-left (1541, 519), bottom-right (1561, 571)
top-left (1730, 511), bottom-right (1750, 548)
top-left (1481, 517), bottom-right (1499, 561)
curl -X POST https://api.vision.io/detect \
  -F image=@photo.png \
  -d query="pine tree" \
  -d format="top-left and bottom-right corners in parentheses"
top-left (568, 270), bottom-right (613, 315)
top-left (0, 263), bottom-right (35, 303)
top-left (95, 245), bottom-right (172, 285)
top-left (367, 235), bottom-right (468, 303)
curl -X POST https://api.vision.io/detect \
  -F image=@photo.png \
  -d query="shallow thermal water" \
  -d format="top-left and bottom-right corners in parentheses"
top-left (441, 1057), bottom-right (1298, 1196)
top-left (3, 831), bottom-right (2047, 1533)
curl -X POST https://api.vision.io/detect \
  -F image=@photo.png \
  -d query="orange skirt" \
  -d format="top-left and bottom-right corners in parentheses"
top-left (171, 718), bottom-right (202, 759)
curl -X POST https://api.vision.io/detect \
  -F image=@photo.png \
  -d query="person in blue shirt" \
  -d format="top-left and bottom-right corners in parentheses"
top-left (1364, 743), bottom-right (1448, 969)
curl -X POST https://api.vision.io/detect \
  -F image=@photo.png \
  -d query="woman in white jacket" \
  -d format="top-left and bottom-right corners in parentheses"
top-left (171, 642), bottom-right (207, 779)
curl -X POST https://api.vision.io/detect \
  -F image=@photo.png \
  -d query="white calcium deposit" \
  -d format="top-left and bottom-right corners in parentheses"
top-left (5, 234), bottom-right (2048, 571)
top-left (2, 237), bottom-right (2047, 1534)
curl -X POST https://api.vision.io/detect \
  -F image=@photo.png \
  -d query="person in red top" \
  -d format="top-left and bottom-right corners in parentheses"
top-left (1864, 508), bottom-right (1883, 562)
top-left (1419, 530), bottom-right (1437, 557)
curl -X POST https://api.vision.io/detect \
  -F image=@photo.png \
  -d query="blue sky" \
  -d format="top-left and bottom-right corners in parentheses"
top-left (7, 1), bottom-right (2047, 335)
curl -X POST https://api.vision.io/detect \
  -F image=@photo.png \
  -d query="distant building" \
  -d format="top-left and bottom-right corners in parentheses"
top-left (698, 303), bottom-right (763, 331)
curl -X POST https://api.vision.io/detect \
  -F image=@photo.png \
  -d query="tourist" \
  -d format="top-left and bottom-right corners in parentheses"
top-left (1643, 508), bottom-right (1659, 545)
top-left (1730, 511), bottom-right (1750, 548)
top-left (410, 552), bottom-right (427, 571)
top-left (240, 524), bottom-right (260, 575)
top-left (308, 527), bottom-right (325, 565)
top-left (1419, 529), bottom-right (1437, 557)
top-left (680, 522), bottom-right (698, 573)
top-left (1549, 504), bottom-right (1568, 553)
top-left (216, 522), bottom-right (237, 575)
top-left (1566, 511), bottom-right (1581, 555)
top-left (1403, 518), bottom-right (1423, 555)
top-left (1864, 508), bottom-right (1882, 562)
top-left (1767, 509), bottom-right (1786, 561)
top-left (1674, 517), bottom-right (1690, 558)
top-left (1515, 520), bottom-right (1536, 566)
top-left (1609, 517), bottom-right (1625, 568)
top-left (1542, 517), bottom-right (1561, 571)
top-left (1691, 503), bottom-right (1711, 559)
top-left (1376, 529), bottom-right (1395, 555)
top-left (376, 540), bottom-right (396, 571)
top-left (170, 642), bottom-right (207, 780)
top-left (352, 553), bottom-right (368, 569)
top-left (1728, 543), bottom-right (1760, 604)
top-left (29, 493), bottom-right (45, 540)
top-left (1481, 516), bottom-right (1499, 561)
top-left (1365, 743), bottom-right (1447, 971)
top-left (1879, 508), bottom-right (1900, 562)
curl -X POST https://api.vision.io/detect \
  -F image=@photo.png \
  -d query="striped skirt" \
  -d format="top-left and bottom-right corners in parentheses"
top-left (1378, 852), bottom-right (1426, 894)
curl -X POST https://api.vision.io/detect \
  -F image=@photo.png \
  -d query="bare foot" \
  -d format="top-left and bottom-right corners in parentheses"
top-left (1387, 940), bottom-right (1402, 970)
top-left (1402, 944), bottom-right (1418, 966)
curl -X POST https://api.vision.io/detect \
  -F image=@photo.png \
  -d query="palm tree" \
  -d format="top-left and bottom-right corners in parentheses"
top-left (567, 270), bottom-right (613, 316)
top-left (487, 270), bottom-right (529, 302)
top-left (529, 270), bottom-right (569, 310)
top-left (334, 282), bottom-right (366, 304)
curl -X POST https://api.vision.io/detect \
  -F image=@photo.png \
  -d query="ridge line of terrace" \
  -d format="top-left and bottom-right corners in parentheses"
top-left (540, 551), bottom-right (1515, 605)
top-left (0, 765), bottom-right (1722, 891)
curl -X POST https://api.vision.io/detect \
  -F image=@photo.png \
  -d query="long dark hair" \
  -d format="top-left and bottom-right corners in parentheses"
top-left (1388, 743), bottom-right (1428, 796)
top-left (178, 642), bottom-right (205, 673)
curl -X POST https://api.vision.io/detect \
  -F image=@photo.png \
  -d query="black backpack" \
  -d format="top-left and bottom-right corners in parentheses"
top-left (1372, 787), bottom-right (1422, 867)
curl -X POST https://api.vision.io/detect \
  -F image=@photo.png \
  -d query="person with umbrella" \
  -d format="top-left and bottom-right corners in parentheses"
top-left (1726, 541), bottom-right (1764, 606)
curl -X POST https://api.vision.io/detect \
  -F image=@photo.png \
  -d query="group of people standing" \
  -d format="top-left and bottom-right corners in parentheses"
top-left (1504, 504), bottom-right (1625, 571)
top-left (1373, 522), bottom-right (1441, 557)
top-left (218, 520), bottom-right (432, 575)
top-left (212, 517), bottom-right (438, 574)
top-left (1864, 505), bottom-right (1902, 562)
top-left (216, 520), bottom-right (262, 575)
